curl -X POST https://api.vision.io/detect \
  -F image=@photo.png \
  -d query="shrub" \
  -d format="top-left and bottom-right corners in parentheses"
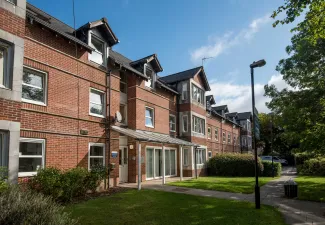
top-left (207, 153), bottom-right (263, 177)
top-left (29, 166), bottom-right (107, 203)
top-left (295, 152), bottom-right (321, 166)
top-left (299, 157), bottom-right (325, 176)
top-left (0, 186), bottom-right (77, 225)
top-left (0, 167), bottom-right (8, 193)
top-left (262, 161), bottom-right (282, 177)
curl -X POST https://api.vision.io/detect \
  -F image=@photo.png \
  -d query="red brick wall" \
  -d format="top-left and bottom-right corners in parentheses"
top-left (22, 22), bottom-right (109, 177)
top-left (0, 7), bottom-right (25, 38)
top-left (0, 98), bottom-right (21, 122)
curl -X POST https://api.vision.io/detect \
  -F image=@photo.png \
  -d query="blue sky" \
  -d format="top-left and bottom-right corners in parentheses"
top-left (28, 0), bottom-right (296, 113)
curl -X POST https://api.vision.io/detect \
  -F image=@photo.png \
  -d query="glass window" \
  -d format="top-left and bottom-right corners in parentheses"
top-left (7, 0), bottom-right (16, 4)
top-left (182, 82), bottom-right (187, 100)
top-left (208, 151), bottom-right (212, 159)
top-left (144, 65), bottom-right (153, 88)
top-left (182, 115), bottom-right (188, 132)
top-left (22, 68), bottom-right (46, 105)
top-left (0, 40), bottom-right (12, 89)
top-left (195, 148), bottom-right (206, 164)
top-left (89, 89), bottom-right (104, 117)
top-left (145, 107), bottom-right (154, 127)
top-left (19, 138), bottom-right (45, 177)
top-left (169, 115), bottom-right (176, 132)
top-left (228, 133), bottom-right (231, 144)
top-left (120, 72), bottom-right (127, 94)
top-left (89, 35), bottom-right (105, 65)
top-left (222, 132), bottom-right (226, 143)
top-left (120, 104), bottom-right (127, 124)
top-left (207, 127), bottom-right (211, 139)
top-left (192, 115), bottom-right (205, 134)
top-left (0, 131), bottom-right (9, 168)
top-left (89, 143), bottom-right (105, 170)
top-left (215, 128), bottom-right (219, 141)
top-left (192, 84), bottom-right (204, 104)
top-left (233, 135), bottom-right (236, 145)
top-left (183, 148), bottom-right (189, 166)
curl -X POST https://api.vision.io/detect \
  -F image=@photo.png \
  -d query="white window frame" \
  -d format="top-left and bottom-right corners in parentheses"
top-left (181, 82), bottom-right (187, 100)
top-left (89, 88), bottom-right (105, 118)
top-left (182, 115), bottom-right (188, 132)
top-left (215, 128), bottom-right (219, 141)
top-left (19, 138), bottom-right (45, 177)
top-left (88, 143), bottom-right (105, 171)
top-left (192, 83), bottom-right (204, 105)
top-left (207, 127), bottom-right (211, 139)
top-left (145, 106), bottom-right (154, 128)
top-left (0, 39), bottom-right (13, 89)
top-left (119, 103), bottom-right (127, 125)
top-left (192, 115), bottom-right (205, 135)
top-left (6, 0), bottom-right (16, 5)
top-left (195, 148), bottom-right (206, 165)
top-left (222, 131), bottom-right (226, 143)
top-left (208, 151), bottom-right (212, 159)
top-left (183, 148), bottom-right (189, 166)
top-left (22, 66), bottom-right (47, 106)
top-left (120, 71), bottom-right (127, 94)
top-left (169, 114), bottom-right (176, 132)
top-left (144, 64), bottom-right (154, 89)
top-left (88, 33), bottom-right (107, 66)
top-left (228, 133), bottom-right (231, 144)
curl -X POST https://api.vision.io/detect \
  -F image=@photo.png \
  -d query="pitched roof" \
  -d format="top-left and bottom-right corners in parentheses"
top-left (237, 112), bottom-right (252, 120)
top-left (110, 50), bottom-right (178, 94)
top-left (109, 49), bottom-right (147, 79)
top-left (76, 18), bottom-right (119, 47)
top-left (226, 112), bottom-right (237, 118)
top-left (206, 95), bottom-right (216, 105)
top-left (160, 66), bottom-right (211, 91)
top-left (26, 3), bottom-right (93, 51)
top-left (130, 54), bottom-right (163, 72)
top-left (212, 105), bottom-right (228, 112)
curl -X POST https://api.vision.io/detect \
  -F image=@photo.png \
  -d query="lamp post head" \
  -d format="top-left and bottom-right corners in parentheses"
top-left (250, 59), bottom-right (266, 68)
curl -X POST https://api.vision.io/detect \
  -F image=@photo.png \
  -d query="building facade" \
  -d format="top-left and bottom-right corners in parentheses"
top-left (1, 1), bottom-right (242, 185)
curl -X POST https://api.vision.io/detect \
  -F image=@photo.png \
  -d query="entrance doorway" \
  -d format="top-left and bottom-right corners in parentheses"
top-left (119, 146), bottom-right (128, 183)
top-left (146, 148), bottom-right (176, 180)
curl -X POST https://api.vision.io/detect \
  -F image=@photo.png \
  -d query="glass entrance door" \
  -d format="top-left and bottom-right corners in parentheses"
top-left (165, 149), bottom-right (176, 176)
top-left (146, 148), bottom-right (176, 179)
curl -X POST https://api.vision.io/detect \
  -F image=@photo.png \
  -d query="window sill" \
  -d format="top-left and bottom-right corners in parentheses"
top-left (89, 59), bottom-right (106, 68)
top-left (89, 113), bottom-right (105, 118)
top-left (22, 99), bottom-right (46, 106)
top-left (0, 85), bottom-right (11, 90)
top-left (170, 130), bottom-right (176, 132)
top-left (145, 125), bottom-right (154, 128)
top-left (18, 172), bottom-right (37, 177)
top-left (5, 0), bottom-right (16, 6)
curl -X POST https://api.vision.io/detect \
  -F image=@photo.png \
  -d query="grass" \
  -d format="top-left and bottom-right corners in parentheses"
top-left (167, 177), bottom-right (276, 194)
top-left (294, 176), bottom-right (325, 202)
top-left (66, 189), bottom-right (285, 225)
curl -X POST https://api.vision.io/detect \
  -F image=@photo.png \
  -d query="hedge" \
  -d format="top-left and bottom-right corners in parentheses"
top-left (298, 157), bottom-right (325, 176)
top-left (28, 166), bottom-right (107, 203)
top-left (207, 153), bottom-right (263, 177)
top-left (262, 161), bottom-right (282, 177)
top-left (295, 152), bottom-right (321, 166)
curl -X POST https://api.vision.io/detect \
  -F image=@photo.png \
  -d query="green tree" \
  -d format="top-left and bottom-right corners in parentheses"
top-left (265, 0), bottom-right (325, 154)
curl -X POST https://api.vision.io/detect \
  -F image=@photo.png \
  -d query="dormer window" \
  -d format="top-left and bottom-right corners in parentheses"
top-left (89, 33), bottom-right (107, 66)
top-left (192, 84), bottom-right (204, 104)
top-left (144, 64), bottom-right (154, 88)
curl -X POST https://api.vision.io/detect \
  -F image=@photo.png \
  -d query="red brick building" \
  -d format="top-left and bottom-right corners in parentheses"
top-left (1, 1), bottom-right (242, 185)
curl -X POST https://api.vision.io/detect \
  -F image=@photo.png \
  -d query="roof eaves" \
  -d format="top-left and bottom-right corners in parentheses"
top-left (26, 12), bottom-right (94, 51)
top-left (156, 80), bottom-right (179, 95)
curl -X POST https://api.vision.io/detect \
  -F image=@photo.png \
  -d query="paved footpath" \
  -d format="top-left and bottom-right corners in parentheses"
top-left (121, 167), bottom-right (325, 225)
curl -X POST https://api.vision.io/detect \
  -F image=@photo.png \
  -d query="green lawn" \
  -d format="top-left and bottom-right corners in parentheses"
top-left (66, 190), bottom-right (285, 225)
top-left (168, 177), bottom-right (276, 194)
top-left (294, 176), bottom-right (325, 202)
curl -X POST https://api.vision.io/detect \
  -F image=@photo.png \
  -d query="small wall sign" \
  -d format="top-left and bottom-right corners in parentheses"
top-left (80, 129), bottom-right (88, 135)
top-left (111, 151), bottom-right (118, 158)
top-left (129, 145), bottom-right (134, 149)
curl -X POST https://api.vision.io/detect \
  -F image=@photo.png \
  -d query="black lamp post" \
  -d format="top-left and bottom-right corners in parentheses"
top-left (250, 59), bottom-right (266, 209)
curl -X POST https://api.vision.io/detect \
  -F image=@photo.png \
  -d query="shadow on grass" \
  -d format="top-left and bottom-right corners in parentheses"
top-left (295, 176), bottom-right (325, 202)
top-left (66, 190), bottom-right (286, 225)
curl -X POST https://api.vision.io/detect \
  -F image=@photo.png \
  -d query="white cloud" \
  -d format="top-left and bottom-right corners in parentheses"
top-left (190, 14), bottom-right (271, 64)
top-left (207, 74), bottom-right (290, 113)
